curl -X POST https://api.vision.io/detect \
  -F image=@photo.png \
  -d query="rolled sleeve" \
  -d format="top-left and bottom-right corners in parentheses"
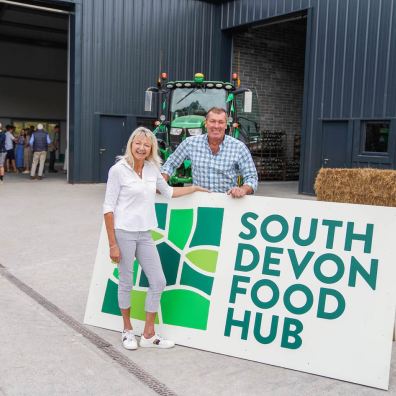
top-left (156, 170), bottom-right (173, 199)
top-left (239, 145), bottom-right (258, 192)
top-left (160, 138), bottom-right (190, 176)
top-left (103, 166), bottom-right (120, 214)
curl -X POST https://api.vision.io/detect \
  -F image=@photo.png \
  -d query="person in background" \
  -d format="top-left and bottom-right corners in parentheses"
top-left (23, 128), bottom-right (32, 174)
top-left (48, 124), bottom-right (59, 172)
top-left (4, 125), bottom-right (17, 173)
top-left (103, 126), bottom-right (208, 350)
top-left (30, 123), bottom-right (51, 180)
top-left (15, 129), bottom-right (25, 173)
top-left (0, 123), bottom-right (6, 184)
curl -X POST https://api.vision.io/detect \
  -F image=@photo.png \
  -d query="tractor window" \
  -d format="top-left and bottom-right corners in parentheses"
top-left (170, 88), bottom-right (227, 119)
top-left (234, 90), bottom-right (261, 142)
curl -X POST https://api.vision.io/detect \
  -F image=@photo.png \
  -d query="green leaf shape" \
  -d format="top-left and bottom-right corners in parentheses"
top-left (114, 260), bottom-right (138, 284)
top-left (151, 230), bottom-right (164, 241)
top-left (161, 289), bottom-right (209, 330)
top-left (168, 209), bottom-right (193, 249)
top-left (130, 290), bottom-right (159, 323)
top-left (190, 207), bottom-right (224, 248)
top-left (133, 260), bottom-right (138, 286)
top-left (155, 203), bottom-right (168, 230)
top-left (185, 249), bottom-right (218, 273)
top-left (180, 262), bottom-right (214, 295)
top-left (101, 279), bottom-right (121, 316)
top-left (139, 242), bottom-right (180, 287)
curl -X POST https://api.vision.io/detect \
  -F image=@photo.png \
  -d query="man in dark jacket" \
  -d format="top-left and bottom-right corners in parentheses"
top-left (29, 123), bottom-right (51, 180)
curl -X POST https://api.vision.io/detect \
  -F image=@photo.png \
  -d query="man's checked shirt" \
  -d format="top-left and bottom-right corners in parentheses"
top-left (161, 134), bottom-right (258, 193)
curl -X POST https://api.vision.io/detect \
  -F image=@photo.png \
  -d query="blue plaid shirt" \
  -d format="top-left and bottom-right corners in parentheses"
top-left (161, 134), bottom-right (258, 193)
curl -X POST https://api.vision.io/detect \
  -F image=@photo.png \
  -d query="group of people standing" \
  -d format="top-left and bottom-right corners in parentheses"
top-left (0, 123), bottom-right (59, 183)
top-left (103, 107), bottom-right (258, 350)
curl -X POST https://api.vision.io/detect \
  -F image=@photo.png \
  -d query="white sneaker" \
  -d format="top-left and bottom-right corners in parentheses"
top-left (121, 330), bottom-right (138, 350)
top-left (139, 334), bottom-right (175, 349)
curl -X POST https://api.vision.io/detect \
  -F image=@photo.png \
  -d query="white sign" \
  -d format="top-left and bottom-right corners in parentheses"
top-left (84, 194), bottom-right (396, 389)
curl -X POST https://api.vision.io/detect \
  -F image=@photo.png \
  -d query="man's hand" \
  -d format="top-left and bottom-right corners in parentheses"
top-left (161, 172), bottom-right (170, 182)
top-left (227, 185), bottom-right (253, 198)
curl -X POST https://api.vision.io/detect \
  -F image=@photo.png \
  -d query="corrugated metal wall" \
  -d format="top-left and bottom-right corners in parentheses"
top-left (220, 0), bottom-right (396, 193)
top-left (71, 0), bottom-right (227, 182)
top-left (63, 0), bottom-right (396, 189)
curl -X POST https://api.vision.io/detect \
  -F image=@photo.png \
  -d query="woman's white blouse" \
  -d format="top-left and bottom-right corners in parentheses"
top-left (103, 158), bottom-right (173, 231)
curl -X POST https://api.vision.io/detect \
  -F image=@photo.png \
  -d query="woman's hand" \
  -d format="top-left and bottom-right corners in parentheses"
top-left (109, 244), bottom-right (121, 264)
top-left (193, 186), bottom-right (210, 193)
top-left (172, 185), bottom-right (209, 197)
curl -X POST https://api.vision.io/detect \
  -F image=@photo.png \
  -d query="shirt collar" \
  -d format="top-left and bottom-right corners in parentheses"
top-left (119, 157), bottom-right (133, 171)
top-left (204, 133), bottom-right (229, 147)
top-left (120, 157), bottom-right (150, 172)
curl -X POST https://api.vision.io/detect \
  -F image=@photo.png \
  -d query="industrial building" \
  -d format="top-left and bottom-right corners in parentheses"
top-left (0, 0), bottom-right (395, 194)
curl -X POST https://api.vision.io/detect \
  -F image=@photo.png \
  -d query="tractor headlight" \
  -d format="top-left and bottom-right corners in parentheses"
top-left (170, 128), bottom-right (183, 135)
top-left (188, 128), bottom-right (202, 136)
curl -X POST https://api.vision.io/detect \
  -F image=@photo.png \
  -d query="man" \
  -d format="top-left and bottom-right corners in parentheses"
top-left (29, 123), bottom-right (51, 180)
top-left (4, 125), bottom-right (17, 173)
top-left (48, 124), bottom-right (60, 172)
top-left (0, 123), bottom-right (6, 184)
top-left (161, 107), bottom-right (258, 198)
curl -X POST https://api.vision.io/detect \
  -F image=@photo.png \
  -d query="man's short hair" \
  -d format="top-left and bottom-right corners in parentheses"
top-left (206, 107), bottom-right (227, 119)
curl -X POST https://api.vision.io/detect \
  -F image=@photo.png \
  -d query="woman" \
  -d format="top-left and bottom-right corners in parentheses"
top-left (15, 130), bottom-right (25, 172)
top-left (103, 127), bottom-right (207, 350)
top-left (23, 128), bottom-right (33, 174)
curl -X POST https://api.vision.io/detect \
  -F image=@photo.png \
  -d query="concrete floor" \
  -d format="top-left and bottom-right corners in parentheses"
top-left (0, 171), bottom-right (394, 396)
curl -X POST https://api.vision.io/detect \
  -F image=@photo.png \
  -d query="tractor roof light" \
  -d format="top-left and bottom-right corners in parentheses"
top-left (184, 82), bottom-right (192, 87)
top-left (225, 84), bottom-right (233, 90)
top-left (161, 72), bottom-right (168, 80)
top-left (215, 83), bottom-right (223, 88)
top-left (166, 83), bottom-right (174, 89)
top-left (194, 72), bottom-right (204, 83)
top-left (175, 82), bottom-right (183, 88)
top-left (206, 82), bottom-right (214, 88)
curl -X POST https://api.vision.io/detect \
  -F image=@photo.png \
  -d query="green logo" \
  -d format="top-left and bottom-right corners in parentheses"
top-left (101, 203), bottom-right (224, 330)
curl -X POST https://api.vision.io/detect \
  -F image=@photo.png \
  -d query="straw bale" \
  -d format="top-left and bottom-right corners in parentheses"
top-left (314, 168), bottom-right (396, 207)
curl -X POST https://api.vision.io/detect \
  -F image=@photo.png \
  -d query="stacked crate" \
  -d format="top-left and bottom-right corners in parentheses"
top-left (248, 131), bottom-right (301, 181)
top-left (249, 130), bottom-right (286, 181)
top-left (284, 134), bottom-right (301, 181)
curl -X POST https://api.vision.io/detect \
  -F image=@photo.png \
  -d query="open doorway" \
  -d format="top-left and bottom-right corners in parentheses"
top-left (0, 0), bottom-right (71, 180)
top-left (231, 13), bottom-right (307, 182)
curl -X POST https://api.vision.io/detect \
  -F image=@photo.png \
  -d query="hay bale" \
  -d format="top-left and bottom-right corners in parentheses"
top-left (314, 168), bottom-right (396, 207)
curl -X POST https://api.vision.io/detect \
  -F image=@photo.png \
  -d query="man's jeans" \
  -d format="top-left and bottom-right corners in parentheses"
top-left (31, 151), bottom-right (47, 177)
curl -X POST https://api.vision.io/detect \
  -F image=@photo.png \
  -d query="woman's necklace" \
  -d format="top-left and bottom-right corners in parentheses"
top-left (135, 167), bottom-right (143, 177)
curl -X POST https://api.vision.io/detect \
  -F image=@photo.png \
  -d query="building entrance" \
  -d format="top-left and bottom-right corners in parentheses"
top-left (231, 13), bottom-right (307, 182)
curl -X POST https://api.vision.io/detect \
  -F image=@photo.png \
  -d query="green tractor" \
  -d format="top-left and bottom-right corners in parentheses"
top-left (144, 72), bottom-right (259, 185)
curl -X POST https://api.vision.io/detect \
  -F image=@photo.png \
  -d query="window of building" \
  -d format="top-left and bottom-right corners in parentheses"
top-left (363, 121), bottom-right (390, 153)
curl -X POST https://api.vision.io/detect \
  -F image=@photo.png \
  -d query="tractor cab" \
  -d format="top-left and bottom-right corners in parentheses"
top-left (145, 72), bottom-right (258, 185)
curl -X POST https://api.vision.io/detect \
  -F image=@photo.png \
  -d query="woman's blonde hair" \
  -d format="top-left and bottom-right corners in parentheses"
top-left (119, 126), bottom-right (162, 168)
